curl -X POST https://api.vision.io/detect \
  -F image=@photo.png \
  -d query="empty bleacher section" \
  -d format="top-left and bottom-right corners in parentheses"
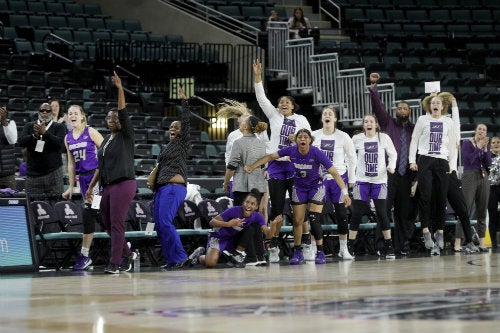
top-left (336, 0), bottom-right (499, 133)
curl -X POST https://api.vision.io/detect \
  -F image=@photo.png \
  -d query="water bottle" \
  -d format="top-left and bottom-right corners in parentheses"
top-left (133, 250), bottom-right (140, 273)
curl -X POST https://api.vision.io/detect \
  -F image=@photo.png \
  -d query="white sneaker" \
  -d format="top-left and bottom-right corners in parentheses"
top-left (430, 244), bottom-right (441, 256)
top-left (338, 247), bottom-right (354, 260)
top-left (302, 244), bottom-right (316, 261)
top-left (268, 247), bottom-right (280, 263)
top-left (423, 232), bottom-right (434, 249)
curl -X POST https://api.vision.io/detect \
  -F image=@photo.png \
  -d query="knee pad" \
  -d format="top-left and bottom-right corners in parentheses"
top-left (308, 212), bottom-right (323, 241)
top-left (82, 203), bottom-right (98, 234)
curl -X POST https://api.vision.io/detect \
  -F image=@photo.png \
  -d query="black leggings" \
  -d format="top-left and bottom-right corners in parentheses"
top-left (267, 177), bottom-right (294, 221)
top-left (417, 156), bottom-right (449, 230)
top-left (349, 199), bottom-right (390, 232)
top-left (488, 185), bottom-right (500, 247)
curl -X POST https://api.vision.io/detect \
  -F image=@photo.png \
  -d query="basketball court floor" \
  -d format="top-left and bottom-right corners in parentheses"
top-left (1, 251), bottom-right (499, 333)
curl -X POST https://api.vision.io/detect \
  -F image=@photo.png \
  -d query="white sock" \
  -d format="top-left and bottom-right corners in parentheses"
top-left (81, 247), bottom-right (90, 257)
top-left (339, 239), bottom-right (347, 250)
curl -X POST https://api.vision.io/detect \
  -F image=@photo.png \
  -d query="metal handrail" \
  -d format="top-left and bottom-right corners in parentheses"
top-left (319, 0), bottom-right (341, 30)
top-left (42, 33), bottom-right (74, 64)
top-left (164, 0), bottom-right (261, 45)
top-left (114, 65), bottom-right (140, 97)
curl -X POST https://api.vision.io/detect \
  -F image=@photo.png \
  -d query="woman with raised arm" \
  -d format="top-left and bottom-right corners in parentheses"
top-left (86, 72), bottom-right (137, 274)
top-left (253, 59), bottom-right (312, 262)
top-left (152, 86), bottom-right (194, 270)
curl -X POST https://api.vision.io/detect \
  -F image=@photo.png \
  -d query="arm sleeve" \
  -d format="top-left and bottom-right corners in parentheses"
top-left (3, 120), bottom-right (18, 144)
top-left (180, 99), bottom-right (191, 141)
top-left (409, 117), bottom-right (424, 164)
top-left (227, 140), bottom-right (243, 169)
top-left (344, 134), bottom-right (357, 183)
top-left (384, 134), bottom-right (398, 170)
top-left (369, 85), bottom-right (391, 129)
top-left (255, 81), bottom-right (278, 121)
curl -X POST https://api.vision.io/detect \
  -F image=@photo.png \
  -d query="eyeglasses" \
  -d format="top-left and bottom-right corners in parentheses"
top-left (39, 109), bottom-right (52, 113)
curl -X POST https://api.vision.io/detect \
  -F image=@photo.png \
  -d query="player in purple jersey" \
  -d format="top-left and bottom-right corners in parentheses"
top-left (245, 129), bottom-right (351, 265)
top-left (62, 105), bottom-right (104, 271)
top-left (189, 190), bottom-right (281, 268)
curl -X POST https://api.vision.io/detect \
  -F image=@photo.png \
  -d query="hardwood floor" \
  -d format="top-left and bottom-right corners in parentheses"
top-left (1, 252), bottom-right (499, 333)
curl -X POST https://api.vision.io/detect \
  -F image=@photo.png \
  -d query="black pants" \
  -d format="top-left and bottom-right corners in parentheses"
top-left (386, 172), bottom-right (415, 251)
top-left (417, 155), bottom-right (449, 230)
top-left (267, 178), bottom-right (294, 221)
top-left (446, 171), bottom-right (473, 243)
top-left (488, 185), bottom-right (500, 247)
top-left (233, 192), bottom-right (265, 260)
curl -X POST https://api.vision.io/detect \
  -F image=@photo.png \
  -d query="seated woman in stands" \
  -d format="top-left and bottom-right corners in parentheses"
top-left (189, 190), bottom-right (281, 268)
top-left (287, 7), bottom-right (311, 39)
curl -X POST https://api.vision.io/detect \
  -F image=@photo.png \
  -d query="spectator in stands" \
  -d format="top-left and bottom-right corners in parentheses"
top-left (437, 94), bottom-right (479, 254)
top-left (491, 136), bottom-right (500, 158)
top-left (409, 93), bottom-right (456, 255)
top-left (488, 136), bottom-right (500, 250)
top-left (189, 190), bottom-right (281, 268)
top-left (369, 73), bottom-right (414, 256)
top-left (18, 102), bottom-right (67, 194)
top-left (253, 59), bottom-right (312, 262)
top-left (151, 85), bottom-right (192, 271)
top-left (0, 105), bottom-right (18, 189)
top-left (50, 99), bottom-right (69, 175)
top-left (245, 129), bottom-right (351, 265)
top-left (50, 99), bottom-right (67, 125)
top-left (456, 123), bottom-right (491, 251)
top-left (268, 10), bottom-right (279, 22)
top-left (62, 105), bottom-right (104, 271)
top-left (86, 72), bottom-right (137, 274)
top-left (18, 149), bottom-right (27, 177)
top-left (347, 115), bottom-right (397, 259)
top-left (312, 106), bottom-right (356, 260)
top-left (287, 7), bottom-right (311, 39)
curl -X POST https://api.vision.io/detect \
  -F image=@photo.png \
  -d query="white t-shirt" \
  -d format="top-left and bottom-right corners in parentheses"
top-left (409, 114), bottom-right (456, 166)
top-left (254, 82), bottom-right (311, 157)
top-left (352, 132), bottom-right (397, 184)
top-left (311, 128), bottom-right (356, 183)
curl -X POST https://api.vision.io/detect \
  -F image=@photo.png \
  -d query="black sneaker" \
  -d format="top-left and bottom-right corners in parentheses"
top-left (104, 263), bottom-right (119, 274)
top-left (187, 246), bottom-right (205, 267)
top-left (119, 251), bottom-right (138, 272)
top-left (162, 259), bottom-right (189, 271)
top-left (223, 249), bottom-right (246, 268)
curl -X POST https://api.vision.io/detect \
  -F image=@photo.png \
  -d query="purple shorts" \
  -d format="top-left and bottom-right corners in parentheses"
top-left (267, 160), bottom-right (294, 180)
top-left (324, 172), bottom-right (348, 204)
top-left (292, 184), bottom-right (325, 205)
top-left (352, 182), bottom-right (387, 201)
top-left (78, 172), bottom-right (96, 198)
top-left (207, 235), bottom-right (234, 252)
